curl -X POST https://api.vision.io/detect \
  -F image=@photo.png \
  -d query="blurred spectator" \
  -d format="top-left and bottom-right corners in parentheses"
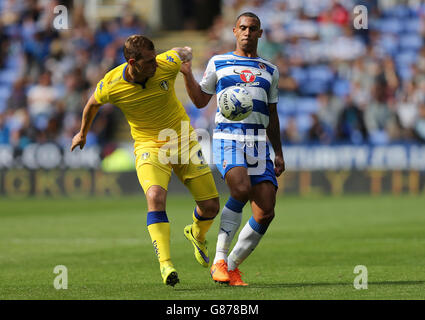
top-left (202, 0), bottom-right (425, 145)
top-left (27, 71), bottom-right (61, 130)
top-left (0, 0), bottom-right (153, 155)
top-left (364, 82), bottom-right (398, 143)
top-left (308, 113), bottom-right (332, 144)
top-left (316, 93), bottom-right (343, 137)
top-left (7, 78), bottom-right (28, 111)
top-left (273, 55), bottom-right (298, 93)
top-left (336, 97), bottom-right (368, 144)
top-left (0, 113), bottom-right (10, 144)
top-left (1, 0), bottom-right (424, 150)
top-left (413, 103), bottom-right (425, 143)
top-left (282, 116), bottom-right (302, 144)
top-left (395, 81), bottom-right (419, 140)
top-left (258, 29), bottom-right (282, 61)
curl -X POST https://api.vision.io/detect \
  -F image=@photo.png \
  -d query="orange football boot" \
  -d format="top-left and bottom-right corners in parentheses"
top-left (210, 259), bottom-right (230, 283)
top-left (228, 268), bottom-right (248, 286)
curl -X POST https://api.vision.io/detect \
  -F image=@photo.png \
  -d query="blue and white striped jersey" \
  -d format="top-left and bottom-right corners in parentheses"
top-left (199, 52), bottom-right (279, 140)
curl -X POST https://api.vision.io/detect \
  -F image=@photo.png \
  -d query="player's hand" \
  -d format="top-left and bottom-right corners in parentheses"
top-left (181, 46), bottom-right (193, 62)
top-left (274, 153), bottom-right (285, 177)
top-left (180, 60), bottom-right (192, 76)
top-left (70, 132), bottom-right (86, 151)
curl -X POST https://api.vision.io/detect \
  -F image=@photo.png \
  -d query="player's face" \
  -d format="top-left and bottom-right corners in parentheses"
top-left (233, 16), bottom-right (263, 51)
top-left (133, 49), bottom-right (157, 78)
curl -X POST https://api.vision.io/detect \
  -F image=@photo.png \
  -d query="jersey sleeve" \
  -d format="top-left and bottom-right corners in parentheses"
top-left (156, 50), bottom-right (182, 77)
top-left (93, 77), bottom-right (109, 105)
top-left (268, 67), bottom-right (279, 104)
top-left (199, 57), bottom-right (217, 95)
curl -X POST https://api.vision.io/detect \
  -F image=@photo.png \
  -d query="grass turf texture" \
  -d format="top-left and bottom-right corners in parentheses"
top-left (0, 195), bottom-right (424, 300)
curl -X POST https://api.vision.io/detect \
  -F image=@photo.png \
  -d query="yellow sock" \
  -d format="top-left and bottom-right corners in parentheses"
top-left (147, 211), bottom-right (171, 264)
top-left (191, 208), bottom-right (214, 243)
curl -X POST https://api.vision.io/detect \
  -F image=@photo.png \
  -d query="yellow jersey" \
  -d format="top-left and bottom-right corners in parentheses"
top-left (93, 50), bottom-right (192, 151)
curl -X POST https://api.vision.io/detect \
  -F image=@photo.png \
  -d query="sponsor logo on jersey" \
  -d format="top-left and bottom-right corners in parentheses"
top-left (234, 69), bottom-right (262, 83)
top-left (235, 82), bottom-right (260, 87)
top-left (166, 55), bottom-right (176, 64)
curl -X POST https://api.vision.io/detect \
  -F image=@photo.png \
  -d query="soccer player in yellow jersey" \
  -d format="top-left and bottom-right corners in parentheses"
top-left (70, 35), bottom-right (220, 287)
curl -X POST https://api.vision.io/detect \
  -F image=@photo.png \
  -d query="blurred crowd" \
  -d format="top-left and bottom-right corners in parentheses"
top-left (0, 0), bottom-right (150, 152)
top-left (198, 0), bottom-right (425, 145)
top-left (0, 0), bottom-right (424, 153)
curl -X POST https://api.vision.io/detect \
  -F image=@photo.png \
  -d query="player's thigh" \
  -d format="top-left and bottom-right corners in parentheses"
top-left (224, 166), bottom-right (252, 201)
top-left (136, 163), bottom-right (171, 210)
top-left (213, 138), bottom-right (246, 178)
top-left (250, 181), bottom-right (277, 223)
top-left (173, 141), bottom-right (219, 203)
top-left (180, 170), bottom-right (219, 203)
top-left (185, 173), bottom-right (220, 218)
top-left (135, 147), bottom-right (172, 188)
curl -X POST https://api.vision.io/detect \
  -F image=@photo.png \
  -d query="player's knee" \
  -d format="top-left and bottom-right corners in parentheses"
top-left (231, 184), bottom-right (251, 202)
top-left (257, 210), bottom-right (275, 225)
top-left (146, 186), bottom-right (167, 210)
top-left (208, 198), bottom-right (220, 216)
top-left (198, 198), bottom-right (220, 218)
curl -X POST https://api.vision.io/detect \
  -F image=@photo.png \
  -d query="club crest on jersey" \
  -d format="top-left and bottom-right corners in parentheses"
top-left (234, 69), bottom-right (261, 83)
top-left (160, 80), bottom-right (169, 91)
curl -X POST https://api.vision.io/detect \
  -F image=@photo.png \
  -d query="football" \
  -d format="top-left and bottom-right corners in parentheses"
top-left (218, 86), bottom-right (253, 121)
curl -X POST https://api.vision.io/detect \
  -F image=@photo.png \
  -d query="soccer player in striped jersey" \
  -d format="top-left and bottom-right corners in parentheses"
top-left (181, 12), bottom-right (285, 286)
top-left (71, 35), bottom-right (220, 287)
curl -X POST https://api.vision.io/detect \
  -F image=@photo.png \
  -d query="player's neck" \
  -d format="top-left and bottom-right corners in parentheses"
top-left (233, 48), bottom-right (258, 58)
top-left (126, 65), bottom-right (149, 84)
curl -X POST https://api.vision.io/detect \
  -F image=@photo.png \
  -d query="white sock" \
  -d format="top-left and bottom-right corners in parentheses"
top-left (213, 197), bottom-right (246, 264)
top-left (228, 216), bottom-right (268, 271)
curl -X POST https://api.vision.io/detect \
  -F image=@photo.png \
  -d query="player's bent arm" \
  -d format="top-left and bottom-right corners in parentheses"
top-left (183, 71), bottom-right (212, 108)
top-left (180, 61), bottom-right (212, 108)
top-left (70, 94), bottom-right (102, 151)
top-left (177, 47), bottom-right (212, 108)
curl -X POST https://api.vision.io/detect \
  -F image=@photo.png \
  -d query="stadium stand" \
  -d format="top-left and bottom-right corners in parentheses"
top-left (189, 0), bottom-right (425, 145)
top-left (0, 0), bottom-right (424, 158)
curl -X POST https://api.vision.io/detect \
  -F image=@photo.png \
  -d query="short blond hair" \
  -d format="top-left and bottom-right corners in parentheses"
top-left (123, 35), bottom-right (155, 61)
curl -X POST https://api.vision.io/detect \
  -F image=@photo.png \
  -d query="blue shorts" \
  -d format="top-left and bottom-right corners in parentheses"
top-left (213, 138), bottom-right (278, 188)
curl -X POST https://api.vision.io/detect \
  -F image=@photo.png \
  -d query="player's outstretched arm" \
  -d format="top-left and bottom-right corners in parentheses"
top-left (178, 49), bottom-right (212, 109)
top-left (70, 94), bottom-right (102, 151)
top-left (267, 103), bottom-right (285, 176)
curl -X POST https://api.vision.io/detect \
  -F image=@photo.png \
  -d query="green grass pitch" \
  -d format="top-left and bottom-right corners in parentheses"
top-left (0, 194), bottom-right (424, 300)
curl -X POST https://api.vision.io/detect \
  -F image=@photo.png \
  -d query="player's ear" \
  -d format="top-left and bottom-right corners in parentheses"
top-left (128, 58), bottom-right (136, 66)
top-left (258, 28), bottom-right (263, 38)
